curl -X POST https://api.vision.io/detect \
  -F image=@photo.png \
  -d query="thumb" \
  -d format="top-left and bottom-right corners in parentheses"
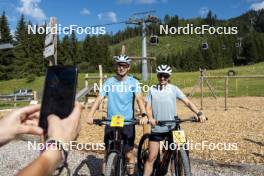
top-left (18, 125), bottom-right (43, 135)
top-left (47, 114), bottom-right (61, 124)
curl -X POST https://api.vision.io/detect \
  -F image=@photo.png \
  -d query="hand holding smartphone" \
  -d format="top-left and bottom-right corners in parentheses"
top-left (39, 66), bottom-right (78, 132)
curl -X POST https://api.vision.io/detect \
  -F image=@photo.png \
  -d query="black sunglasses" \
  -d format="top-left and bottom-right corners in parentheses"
top-left (157, 73), bottom-right (170, 79)
top-left (117, 63), bottom-right (129, 68)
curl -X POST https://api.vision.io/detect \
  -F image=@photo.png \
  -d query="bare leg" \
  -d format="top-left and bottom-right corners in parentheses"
top-left (125, 148), bottom-right (135, 175)
top-left (143, 141), bottom-right (160, 176)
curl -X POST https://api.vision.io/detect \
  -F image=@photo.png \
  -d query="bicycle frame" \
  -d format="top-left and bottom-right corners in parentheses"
top-left (106, 127), bottom-right (125, 155)
top-left (146, 116), bottom-right (200, 175)
top-left (93, 119), bottom-right (139, 175)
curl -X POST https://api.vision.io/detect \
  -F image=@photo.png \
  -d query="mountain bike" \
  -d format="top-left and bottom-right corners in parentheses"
top-left (137, 116), bottom-right (207, 176)
top-left (93, 116), bottom-right (139, 176)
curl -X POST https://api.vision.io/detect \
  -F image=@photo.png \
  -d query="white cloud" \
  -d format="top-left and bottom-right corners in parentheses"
top-left (199, 7), bottom-right (209, 17)
top-left (251, 0), bottom-right (264, 10)
top-left (17, 0), bottom-right (46, 22)
top-left (80, 8), bottom-right (90, 15)
top-left (98, 12), bottom-right (117, 22)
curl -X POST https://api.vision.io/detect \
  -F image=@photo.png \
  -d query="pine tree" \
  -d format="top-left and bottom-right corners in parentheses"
top-left (0, 11), bottom-right (13, 44)
top-left (61, 35), bottom-right (72, 65)
top-left (205, 10), bottom-right (217, 26)
top-left (255, 9), bottom-right (264, 33)
top-left (13, 15), bottom-right (30, 78)
top-left (70, 32), bottom-right (78, 65)
top-left (0, 11), bottom-right (14, 80)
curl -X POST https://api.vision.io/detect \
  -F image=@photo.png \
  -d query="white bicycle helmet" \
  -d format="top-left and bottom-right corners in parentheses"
top-left (156, 65), bottom-right (172, 75)
top-left (114, 55), bottom-right (131, 65)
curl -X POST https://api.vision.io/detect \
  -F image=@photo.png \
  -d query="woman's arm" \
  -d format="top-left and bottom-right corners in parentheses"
top-left (180, 97), bottom-right (206, 122)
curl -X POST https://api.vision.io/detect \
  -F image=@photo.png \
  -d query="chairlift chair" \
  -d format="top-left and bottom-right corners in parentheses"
top-left (150, 34), bottom-right (159, 46)
top-left (202, 42), bottom-right (209, 50)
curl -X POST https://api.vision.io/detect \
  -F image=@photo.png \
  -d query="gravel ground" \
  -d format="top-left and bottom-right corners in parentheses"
top-left (0, 139), bottom-right (263, 176)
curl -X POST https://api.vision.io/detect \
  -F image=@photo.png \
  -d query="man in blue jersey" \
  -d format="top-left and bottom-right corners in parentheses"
top-left (87, 55), bottom-right (148, 175)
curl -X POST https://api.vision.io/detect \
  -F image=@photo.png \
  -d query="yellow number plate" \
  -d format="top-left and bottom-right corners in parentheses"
top-left (110, 115), bottom-right (124, 127)
top-left (172, 130), bottom-right (186, 145)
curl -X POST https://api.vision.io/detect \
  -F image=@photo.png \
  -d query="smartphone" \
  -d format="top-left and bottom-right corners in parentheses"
top-left (39, 66), bottom-right (78, 132)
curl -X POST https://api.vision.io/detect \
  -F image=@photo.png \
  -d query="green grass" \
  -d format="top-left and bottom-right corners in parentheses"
top-left (0, 62), bottom-right (263, 102)
top-left (110, 35), bottom-right (206, 57)
top-left (136, 62), bottom-right (264, 97)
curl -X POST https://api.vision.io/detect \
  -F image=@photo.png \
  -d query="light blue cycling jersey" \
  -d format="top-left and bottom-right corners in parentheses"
top-left (99, 76), bottom-right (141, 122)
top-left (146, 84), bottom-right (186, 133)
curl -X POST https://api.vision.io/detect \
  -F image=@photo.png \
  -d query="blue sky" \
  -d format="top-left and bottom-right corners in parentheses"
top-left (1, 0), bottom-right (264, 39)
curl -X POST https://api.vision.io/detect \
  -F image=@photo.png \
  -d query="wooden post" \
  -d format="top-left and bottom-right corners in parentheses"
top-left (99, 65), bottom-right (103, 88)
top-left (150, 60), bottom-right (152, 80)
top-left (225, 76), bottom-right (229, 111)
top-left (85, 74), bottom-right (89, 88)
top-left (99, 65), bottom-right (103, 111)
top-left (85, 74), bottom-right (89, 110)
top-left (235, 78), bottom-right (238, 95)
top-left (44, 17), bottom-right (57, 66)
top-left (200, 76), bottom-right (204, 110)
top-left (121, 45), bottom-right (126, 55)
top-left (33, 91), bottom-right (38, 101)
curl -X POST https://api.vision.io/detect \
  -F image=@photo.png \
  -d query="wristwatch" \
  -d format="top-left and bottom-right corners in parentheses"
top-left (197, 112), bottom-right (203, 117)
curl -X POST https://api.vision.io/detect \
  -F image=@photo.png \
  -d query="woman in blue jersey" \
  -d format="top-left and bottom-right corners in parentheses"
top-left (143, 65), bottom-right (206, 176)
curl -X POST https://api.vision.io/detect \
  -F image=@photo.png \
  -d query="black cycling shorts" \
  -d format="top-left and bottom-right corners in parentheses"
top-left (149, 132), bottom-right (172, 142)
top-left (104, 124), bottom-right (135, 151)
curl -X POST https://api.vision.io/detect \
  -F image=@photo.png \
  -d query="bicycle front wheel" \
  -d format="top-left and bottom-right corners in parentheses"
top-left (137, 133), bottom-right (150, 175)
top-left (105, 152), bottom-right (124, 176)
top-left (171, 147), bottom-right (191, 176)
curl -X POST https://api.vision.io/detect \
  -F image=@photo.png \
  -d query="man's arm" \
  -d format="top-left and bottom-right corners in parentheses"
top-left (180, 97), bottom-right (206, 122)
top-left (136, 93), bottom-right (149, 125)
top-left (135, 93), bottom-right (147, 115)
top-left (86, 95), bottom-right (104, 124)
top-left (17, 149), bottom-right (62, 176)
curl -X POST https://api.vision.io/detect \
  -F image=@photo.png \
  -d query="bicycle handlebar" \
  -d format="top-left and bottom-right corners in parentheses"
top-left (156, 116), bottom-right (208, 126)
top-left (93, 118), bottom-right (140, 126)
top-left (92, 116), bottom-right (208, 126)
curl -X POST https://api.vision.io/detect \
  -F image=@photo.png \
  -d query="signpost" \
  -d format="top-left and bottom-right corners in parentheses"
top-left (43, 17), bottom-right (57, 66)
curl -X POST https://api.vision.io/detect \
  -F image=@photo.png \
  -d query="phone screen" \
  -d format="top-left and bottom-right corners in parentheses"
top-left (39, 66), bottom-right (77, 132)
